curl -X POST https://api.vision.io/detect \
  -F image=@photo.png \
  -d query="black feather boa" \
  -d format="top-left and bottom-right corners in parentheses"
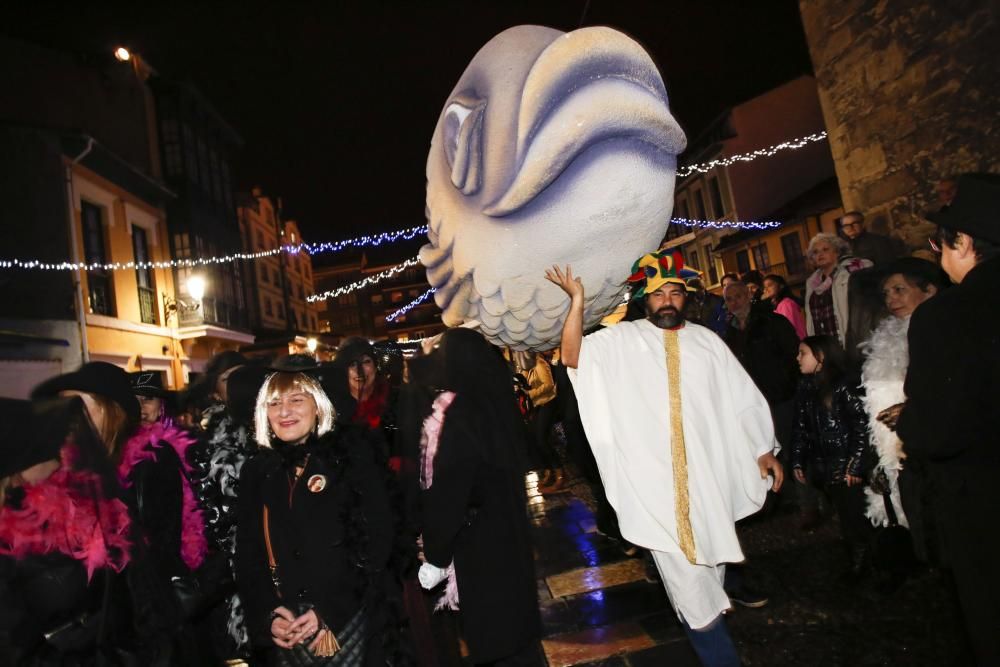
top-left (188, 405), bottom-right (255, 653)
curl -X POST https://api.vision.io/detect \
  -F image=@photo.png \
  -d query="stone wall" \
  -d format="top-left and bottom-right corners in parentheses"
top-left (798, 0), bottom-right (999, 248)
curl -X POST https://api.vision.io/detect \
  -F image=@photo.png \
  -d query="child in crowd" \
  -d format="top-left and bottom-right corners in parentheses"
top-left (791, 335), bottom-right (873, 579)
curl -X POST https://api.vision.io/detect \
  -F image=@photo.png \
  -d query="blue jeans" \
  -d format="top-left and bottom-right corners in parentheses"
top-left (683, 615), bottom-right (742, 667)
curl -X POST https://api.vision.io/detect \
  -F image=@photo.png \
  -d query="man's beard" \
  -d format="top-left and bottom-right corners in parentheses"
top-left (647, 306), bottom-right (685, 329)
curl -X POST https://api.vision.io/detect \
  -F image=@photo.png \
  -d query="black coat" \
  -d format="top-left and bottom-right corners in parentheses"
top-left (790, 376), bottom-right (870, 485)
top-left (724, 306), bottom-right (801, 404)
top-left (121, 439), bottom-right (209, 665)
top-left (0, 554), bottom-right (117, 666)
top-left (898, 256), bottom-right (1000, 468)
top-left (421, 400), bottom-right (540, 664)
top-left (123, 444), bottom-right (187, 580)
top-left (896, 256), bottom-right (1000, 664)
top-left (235, 428), bottom-right (393, 651)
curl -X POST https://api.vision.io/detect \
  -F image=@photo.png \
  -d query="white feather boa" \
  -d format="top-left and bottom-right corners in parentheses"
top-left (860, 315), bottom-right (910, 527)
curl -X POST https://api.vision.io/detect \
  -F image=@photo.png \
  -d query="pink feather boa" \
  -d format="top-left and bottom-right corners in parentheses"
top-left (419, 392), bottom-right (461, 610)
top-left (118, 420), bottom-right (208, 571)
top-left (419, 391), bottom-right (456, 491)
top-left (0, 446), bottom-right (132, 580)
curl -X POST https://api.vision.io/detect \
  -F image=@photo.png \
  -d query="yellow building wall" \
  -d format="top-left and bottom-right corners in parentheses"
top-left (73, 164), bottom-right (175, 325)
top-left (71, 162), bottom-right (186, 387)
top-left (85, 326), bottom-right (174, 363)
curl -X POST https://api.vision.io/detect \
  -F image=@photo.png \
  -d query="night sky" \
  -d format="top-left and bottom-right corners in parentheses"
top-left (4, 1), bottom-right (812, 252)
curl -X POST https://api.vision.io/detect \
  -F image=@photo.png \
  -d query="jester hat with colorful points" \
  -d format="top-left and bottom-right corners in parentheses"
top-left (627, 251), bottom-right (701, 299)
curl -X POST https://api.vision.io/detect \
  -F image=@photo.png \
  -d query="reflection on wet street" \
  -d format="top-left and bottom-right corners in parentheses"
top-left (526, 468), bottom-right (965, 666)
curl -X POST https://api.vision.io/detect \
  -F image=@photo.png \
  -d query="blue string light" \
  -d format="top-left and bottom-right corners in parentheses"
top-left (299, 225), bottom-right (427, 256)
top-left (386, 288), bottom-right (437, 322)
top-left (0, 225), bottom-right (429, 272)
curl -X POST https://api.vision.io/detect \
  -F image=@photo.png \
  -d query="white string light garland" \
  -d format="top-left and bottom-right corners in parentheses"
top-left (386, 288), bottom-right (437, 322)
top-left (671, 217), bottom-right (782, 230)
top-left (307, 257), bottom-right (421, 303)
top-left (677, 131), bottom-right (828, 178)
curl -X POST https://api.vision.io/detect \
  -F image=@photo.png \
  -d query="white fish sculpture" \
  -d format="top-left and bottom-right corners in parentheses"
top-left (422, 25), bottom-right (686, 349)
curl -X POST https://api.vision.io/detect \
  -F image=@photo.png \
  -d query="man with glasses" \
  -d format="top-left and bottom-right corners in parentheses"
top-left (881, 173), bottom-right (1000, 665)
top-left (838, 211), bottom-right (902, 266)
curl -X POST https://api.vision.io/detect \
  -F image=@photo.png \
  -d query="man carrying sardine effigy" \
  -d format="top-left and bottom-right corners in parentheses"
top-left (546, 251), bottom-right (783, 667)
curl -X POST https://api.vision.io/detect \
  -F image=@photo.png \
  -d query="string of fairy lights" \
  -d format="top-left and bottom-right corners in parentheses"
top-left (676, 131), bottom-right (828, 178)
top-left (386, 288), bottom-right (437, 322)
top-left (0, 214), bottom-right (783, 276)
top-left (306, 257), bottom-right (421, 303)
top-left (0, 225), bottom-right (429, 273)
top-left (671, 217), bottom-right (782, 230)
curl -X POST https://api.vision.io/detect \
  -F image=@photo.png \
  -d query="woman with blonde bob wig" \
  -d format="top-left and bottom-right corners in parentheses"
top-left (236, 370), bottom-right (396, 665)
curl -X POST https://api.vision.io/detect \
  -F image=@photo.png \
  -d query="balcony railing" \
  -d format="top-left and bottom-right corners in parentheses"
top-left (88, 276), bottom-right (114, 316)
top-left (138, 286), bottom-right (157, 324)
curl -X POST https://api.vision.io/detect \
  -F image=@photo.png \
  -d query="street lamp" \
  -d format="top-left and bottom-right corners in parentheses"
top-left (306, 337), bottom-right (318, 353)
top-left (186, 275), bottom-right (206, 302)
top-left (114, 47), bottom-right (131, 62)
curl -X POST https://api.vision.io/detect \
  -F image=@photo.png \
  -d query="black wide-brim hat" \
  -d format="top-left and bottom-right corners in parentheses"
top-left (128, 371), bottom-right (174, 399)
top-left (268, 354), bottom-right (323, 374)
top-left (873, 256), bottom-right (948, 290)
top-left (0, 396), bottom-right (85, 479)
top-left (32, 361), bottom-right (141, 426)
top-left (927, 172), bottom-right (1000, 244)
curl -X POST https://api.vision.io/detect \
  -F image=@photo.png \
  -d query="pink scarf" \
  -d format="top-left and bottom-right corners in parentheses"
top-left (0, 446), bottom-right (132, 580)
top-left (808, 257), bottom-right (872, 294)
top-left (119, 421), bottom-right (207, 570)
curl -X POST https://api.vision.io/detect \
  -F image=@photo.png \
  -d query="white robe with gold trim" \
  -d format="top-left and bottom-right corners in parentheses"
top-left (569, 319), bottom-right (776, 565)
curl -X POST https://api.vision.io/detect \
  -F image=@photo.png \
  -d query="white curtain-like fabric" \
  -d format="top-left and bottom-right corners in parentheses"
top-left (569, 319), bottom-right (776, 566)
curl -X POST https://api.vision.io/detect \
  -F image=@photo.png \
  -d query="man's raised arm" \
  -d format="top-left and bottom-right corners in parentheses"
top-left (544, 265), bottom-right (584, 369)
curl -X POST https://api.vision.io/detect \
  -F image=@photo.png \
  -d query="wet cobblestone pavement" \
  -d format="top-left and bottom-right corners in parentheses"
top-left (528, 469), bottom-right (968, 666)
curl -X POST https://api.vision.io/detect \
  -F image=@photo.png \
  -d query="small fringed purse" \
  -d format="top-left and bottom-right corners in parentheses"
top-left (263, 505), bottom-right (367, 666)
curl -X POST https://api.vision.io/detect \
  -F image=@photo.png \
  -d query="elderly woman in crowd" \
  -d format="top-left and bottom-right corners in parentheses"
top-left (860, 257), bottom-right (944, 563)
top-left (804, 232), bottom-right (872, 345)
top-left (236, 368), bottom-right (394, 665)
top-left (0, 396), bottom-right (132, 664)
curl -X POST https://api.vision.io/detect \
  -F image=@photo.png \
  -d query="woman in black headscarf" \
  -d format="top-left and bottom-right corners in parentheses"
top-left (416, 328), bottom-right (542, 666)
